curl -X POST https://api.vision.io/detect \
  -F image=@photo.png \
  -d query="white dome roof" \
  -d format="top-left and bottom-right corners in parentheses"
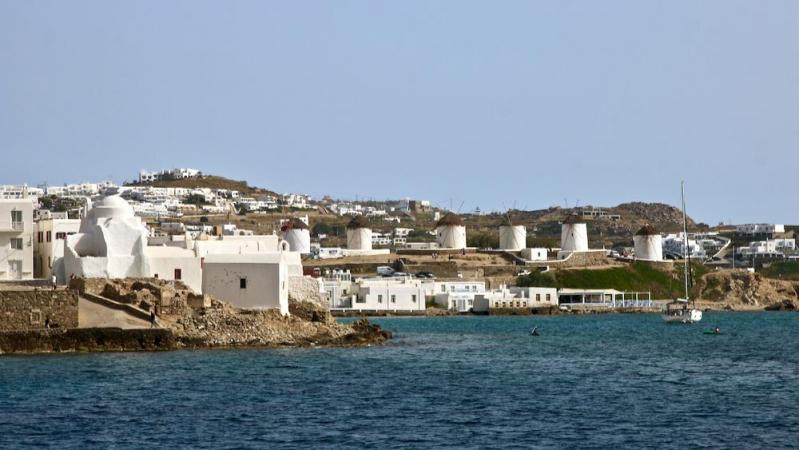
top-left (92, 195), bottom-right (135, 219)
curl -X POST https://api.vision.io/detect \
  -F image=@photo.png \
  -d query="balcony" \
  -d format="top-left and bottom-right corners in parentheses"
top-left (0, 221), bottom-right (25, 232)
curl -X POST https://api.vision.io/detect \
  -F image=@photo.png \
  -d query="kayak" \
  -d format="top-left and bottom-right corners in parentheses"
top-left (703, 331), bottom-right (721, 335)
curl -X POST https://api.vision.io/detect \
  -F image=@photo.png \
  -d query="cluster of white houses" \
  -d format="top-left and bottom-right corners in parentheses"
top-left (322, 270), bottom-right (651, 314)
top-left (1, 194), bottom-right (322, 316)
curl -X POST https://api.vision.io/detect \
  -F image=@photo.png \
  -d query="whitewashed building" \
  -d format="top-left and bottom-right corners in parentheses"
top-left (0, 199), bottom-right (34, 280)
top-left (33, 218), bottom-right (80, 282)
top-left (355, 278), bottom-right (426, 312)
top-left (201, 253), bottom-right (293, 315)
top-left (472, 286), bottom-right (558, 312)
top-left (736, 224), bottom-right (785, 235)
top-left (433, 281), bottom-right (486, 312)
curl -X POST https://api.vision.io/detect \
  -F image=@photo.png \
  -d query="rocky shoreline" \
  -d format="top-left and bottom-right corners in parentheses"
top-left (0, 319), bottom-right (391, 355)
top-left (0, 278), bottom-right (392, 356)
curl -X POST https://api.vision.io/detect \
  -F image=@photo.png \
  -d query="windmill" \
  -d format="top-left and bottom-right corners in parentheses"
top-left (499, 208), bottom-right (526, 251)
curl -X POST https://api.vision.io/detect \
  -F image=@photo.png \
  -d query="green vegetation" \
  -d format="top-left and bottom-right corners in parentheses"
top-left (185, 193), bottom-right (208, 206)
top-left (517, 262), bottom-right (707, 299)
top-left (760, 261), bottom-right (799, 280)
top-left (526, 236), bottom-right (558, 248)
top-left (467, 231), bottom-right (499, 249)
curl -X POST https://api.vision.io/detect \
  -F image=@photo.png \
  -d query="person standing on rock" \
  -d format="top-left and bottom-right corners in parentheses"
top-left (52, 275), bottom-right (57, 290)
top-left (150, 310), bottom-right (157, 328)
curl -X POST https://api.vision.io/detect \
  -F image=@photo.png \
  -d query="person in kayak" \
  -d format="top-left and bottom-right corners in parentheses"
top-left (714, 326), bottom-right (720, 334)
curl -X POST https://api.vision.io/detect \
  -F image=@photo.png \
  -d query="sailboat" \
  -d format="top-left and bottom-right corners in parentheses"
top-left (662, 181), bottom-right (703, 324)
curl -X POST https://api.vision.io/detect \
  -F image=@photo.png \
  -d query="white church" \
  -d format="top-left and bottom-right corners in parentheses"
top-left (63, 195), bottom-right (309, 315)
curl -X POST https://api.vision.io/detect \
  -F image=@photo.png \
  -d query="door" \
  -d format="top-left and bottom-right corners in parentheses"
top-left (8, 260), bottom-right (22, 280)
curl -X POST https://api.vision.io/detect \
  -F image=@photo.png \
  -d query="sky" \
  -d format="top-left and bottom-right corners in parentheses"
top-left (1, 1), bottom-right (797, 224)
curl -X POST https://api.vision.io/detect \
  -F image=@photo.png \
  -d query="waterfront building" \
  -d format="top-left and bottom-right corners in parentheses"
top-left (433, 281), bottom-right (486, 312)
top-left (33, 217), bottom-right (80, 282)
top-left (201, 253), bottom-right (293, 315)
top-left (0, 199), bottom-right (34, 280)
top-left (472, 286), bottom-right (558, 312)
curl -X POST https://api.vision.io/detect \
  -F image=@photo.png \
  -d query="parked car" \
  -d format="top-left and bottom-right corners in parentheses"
top-left (415, 271), bottom-right (435, 279)
top-left (376, 266), bottom-right (395, 276)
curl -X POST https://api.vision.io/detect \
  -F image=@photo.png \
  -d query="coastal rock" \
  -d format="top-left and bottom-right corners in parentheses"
top-left (764, 300), bottom-right (797, 311)
top-left (697, 270), bottom-right (798, 310)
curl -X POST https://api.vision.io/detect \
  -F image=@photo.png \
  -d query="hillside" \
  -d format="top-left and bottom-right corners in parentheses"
top-left (126, 175), bottom-right (278, 197)
top-left (451, 202), bottom-right (700, 249)
top-left (518, 264), bottom-right (799, 309)
top-left (517, 262), bottom-right (701, 299)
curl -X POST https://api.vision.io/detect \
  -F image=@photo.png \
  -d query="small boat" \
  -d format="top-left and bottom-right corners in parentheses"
top-left (530, 327), bottom-right (540, 336)
top-left (662, 181), bottom-right (702, 324)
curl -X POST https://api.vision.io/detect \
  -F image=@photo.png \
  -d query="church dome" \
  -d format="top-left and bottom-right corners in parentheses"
top-left (92, 195), bottom-right (135, 219)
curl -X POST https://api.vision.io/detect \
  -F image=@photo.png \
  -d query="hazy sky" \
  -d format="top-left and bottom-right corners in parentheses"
top-left (1, 1), bottom-right (797, 224)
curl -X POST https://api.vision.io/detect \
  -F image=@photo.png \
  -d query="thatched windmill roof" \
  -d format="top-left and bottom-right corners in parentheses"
top-left (280, 217), bottom-right (308, 232)
top-left (436, 213), bottom-right (463, 227)
top-left (562, 214), bottom-right (585, 225)
top-left (635, 224), bottom-right (659, 236)
top-left (346, 215), bottom-right (371, 229)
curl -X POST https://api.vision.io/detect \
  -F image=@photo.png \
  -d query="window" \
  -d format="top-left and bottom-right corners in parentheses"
top-left (391, 295), bottom-right (396, 303)
top-left (10, 238), bottom-right (23, 250)
top-left (536, 293), bottom-right (541, 302)
top-left (546, 294), bottom-right (551, 301)
top-left (174, 269), bottom-right (182, 280)
top-left (37, 232), bottom-right (43, 243)
top-left (377, 295), bottom-right (383, 303)
top-left (240, 278), bottom-right (247, 289)
top-left (11, 210), bottom-right (22, 223)
top-left (46, 231), bottom-right (51, 242)
top-left (412, 295), bottom-right (417, 303)
top-left (55, 232), bottom-right (66, 240)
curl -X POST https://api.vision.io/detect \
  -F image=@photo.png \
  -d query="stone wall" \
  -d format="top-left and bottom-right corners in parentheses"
top-left (0, 328), bottom-right (177, 354)
top-left (73, 277), bottom-right (202, 314)
top-left (0, 289), bottom-right (79, 331)
top-left (288, 276), bottom-right (328, 306)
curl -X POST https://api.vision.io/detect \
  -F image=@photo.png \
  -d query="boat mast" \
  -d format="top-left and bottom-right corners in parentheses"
top-left (681, 180), bottom-right (690, 302)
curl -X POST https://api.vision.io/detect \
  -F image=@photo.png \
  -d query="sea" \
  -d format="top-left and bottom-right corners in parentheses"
top-left (1, 312), bottom-right (797, 449)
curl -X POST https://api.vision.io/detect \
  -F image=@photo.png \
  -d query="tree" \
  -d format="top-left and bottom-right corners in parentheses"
top-left (467, 231), bottom-right (499, 249)
top-left (516, 271), bottom-right (558, 288)
top-left (185, 194), bottom-right (208, 206)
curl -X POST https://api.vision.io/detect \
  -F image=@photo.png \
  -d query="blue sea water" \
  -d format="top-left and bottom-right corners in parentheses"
top-left (1, 312), bottom-right (798, 449)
